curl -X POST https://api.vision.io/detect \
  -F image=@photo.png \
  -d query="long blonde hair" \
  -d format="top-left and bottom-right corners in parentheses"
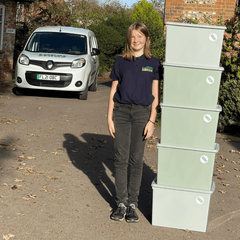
top-left (122, 22), bottom-right (151, 61)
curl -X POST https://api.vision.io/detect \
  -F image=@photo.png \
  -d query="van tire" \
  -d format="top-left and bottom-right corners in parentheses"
top-left (13, 87), bottom-right (24, 96)
top-left (89, 75), bottom-right (98, 92)
top-left (78, 85), bottom-right (88, 100)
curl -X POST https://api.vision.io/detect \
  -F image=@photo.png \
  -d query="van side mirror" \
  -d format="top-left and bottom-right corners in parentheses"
top-left (91, 48), bottom-right (100, 56)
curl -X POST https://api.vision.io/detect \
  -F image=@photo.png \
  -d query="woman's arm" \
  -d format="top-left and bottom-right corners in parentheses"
top-left (144, 79), bottom-right (160, 139)
top-left (107, 81), bottom-right (118, 138)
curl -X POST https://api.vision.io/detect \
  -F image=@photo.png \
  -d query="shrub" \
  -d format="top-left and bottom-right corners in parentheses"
top-left (219, 12), bottom-right (240, 133)
top-left (89, 10), bottom-right (132, 75)
top-left (131, 0), bottom-right (165, 63)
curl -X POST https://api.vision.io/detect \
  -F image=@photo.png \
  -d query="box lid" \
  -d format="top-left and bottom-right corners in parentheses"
top-left (165, 22), bottom-right (226, 31)
top-left (152, 178), bottom-right (215, 194)
top-left (157, 140), bottom-right (220, 153)
top-left (160, 102), bottom-right (222, 112)
top-left (163, 62), bottom-right (224, 72)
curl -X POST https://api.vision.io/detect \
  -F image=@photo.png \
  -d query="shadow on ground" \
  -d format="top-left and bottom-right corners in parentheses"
top-left (11, 80), bottom-right (112, 99)
top-left (12, 87), bottom-right (80, 99)
top-left (63, 132), bottom-right (156, 223)
top-left (0, 137), bottom-right (18, 178)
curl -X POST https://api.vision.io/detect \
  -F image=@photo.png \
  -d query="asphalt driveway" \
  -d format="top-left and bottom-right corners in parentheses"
top-left (0, 79), bottom-right (240, 240)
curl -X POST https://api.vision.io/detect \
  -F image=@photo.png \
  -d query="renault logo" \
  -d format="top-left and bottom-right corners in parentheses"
top-left (46, 61), bottom-right (54, 69)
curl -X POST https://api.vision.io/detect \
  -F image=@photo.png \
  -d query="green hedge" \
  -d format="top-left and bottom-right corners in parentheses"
top-left (219, 12), bottom-right (240, 134)
top-left (89, 10), bottom-right (132, 75)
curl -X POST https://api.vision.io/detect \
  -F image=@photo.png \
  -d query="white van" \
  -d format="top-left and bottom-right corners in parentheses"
top-left (15, 26), bottom-right (100, 100)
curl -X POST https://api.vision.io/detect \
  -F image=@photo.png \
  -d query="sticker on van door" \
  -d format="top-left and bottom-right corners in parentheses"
top-left (39, 54), bottom-right (66, 58)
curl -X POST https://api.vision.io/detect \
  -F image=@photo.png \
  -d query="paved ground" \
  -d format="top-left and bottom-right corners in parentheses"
top-left (0, 78), bottom-right (240, 240)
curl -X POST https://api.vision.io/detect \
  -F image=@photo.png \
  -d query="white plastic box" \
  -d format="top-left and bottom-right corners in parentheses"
top-left (157, 141), bottom-right (219, 190)
top-left (152, 179), bottom-right (215, 232)
top-left (163, 63), bottom-right (223, 109)
top-left (165, 22), bottom-right (226, 67)
top-left (160, 103), bottom-right (222, 150)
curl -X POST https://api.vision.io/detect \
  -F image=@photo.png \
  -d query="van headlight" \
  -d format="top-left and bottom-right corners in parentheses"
top-left (71, 58), bottom-right (86, 68)
top-left (19, 54), bottom-right (30, 65)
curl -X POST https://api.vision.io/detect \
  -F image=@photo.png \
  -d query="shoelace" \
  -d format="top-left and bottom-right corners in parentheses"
top-left (118, 203), bottom-right (126, 214)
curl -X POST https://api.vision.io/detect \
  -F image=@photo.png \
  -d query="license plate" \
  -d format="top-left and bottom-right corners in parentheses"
top-left (37, 74), bottom-right (60, 81)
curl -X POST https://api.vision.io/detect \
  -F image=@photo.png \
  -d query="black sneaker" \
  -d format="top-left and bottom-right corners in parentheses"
top-left (110, 203), bottom-right (127, 221)
top-left (126, 204), bottom-right (139, 223)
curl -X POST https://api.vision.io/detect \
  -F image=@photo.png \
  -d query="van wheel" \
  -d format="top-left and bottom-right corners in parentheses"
top-left (12, 87), bottom-right (23, 96)
top-left (78, 85), bottom-right (88, 100)
top-left (89, 75), bottom-right (98, 92)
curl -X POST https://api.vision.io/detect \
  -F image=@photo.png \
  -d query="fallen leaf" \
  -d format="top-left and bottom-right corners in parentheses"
top-left (230, 149), bottom-right (240, 154)
top-left (22, 197), bottom-right (30, 201)
top-left (223, 183), bottom-right (230, 186)
top-left (27, 194), bottom-right (37, 199)
top-left (216, 169), bottom-right (224, 173)
top-left (14, 178), bottom-right (27, 182)
top-left (3, 234), bottom-right (15, 240)
top-left (15, 212), bottom-right (25, 216)
top-left (219, 190), bottom-right (227, 194)
top-left (11, 185), bottom-right (18, 190)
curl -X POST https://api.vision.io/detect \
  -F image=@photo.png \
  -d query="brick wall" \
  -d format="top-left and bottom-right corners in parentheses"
top-left (0, 0), bottom-right (17, 81)
top-left (164, 0), bottom-right (237, 24)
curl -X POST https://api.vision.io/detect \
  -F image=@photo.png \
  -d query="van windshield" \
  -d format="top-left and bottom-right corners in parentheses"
top-left (26, 32), bottom-right (87, 55)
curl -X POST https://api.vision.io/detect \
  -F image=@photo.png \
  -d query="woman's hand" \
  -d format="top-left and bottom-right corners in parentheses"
top-left (144, 121), bottom-right (155, 139)
top-left (108, 118), bottom-right (115, 138)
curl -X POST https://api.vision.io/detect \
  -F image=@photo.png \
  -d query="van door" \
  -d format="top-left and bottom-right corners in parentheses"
top-left (90, 35), bottom-right (98, 83)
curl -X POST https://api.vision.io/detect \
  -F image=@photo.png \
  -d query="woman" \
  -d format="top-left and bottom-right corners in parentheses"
top-left (108, 22), bottom-right (160, 223)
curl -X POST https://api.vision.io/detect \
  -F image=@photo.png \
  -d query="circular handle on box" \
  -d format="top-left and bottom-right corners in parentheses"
top-left (196, 196), bottom-right (205, 205)
top-left (200, 155), bottom-right (209, 164)
top-left (203, 114), bottom-right (212, 123)
top-left (209, 33), bottom-right (218, 41)
top-left (206, 76), bottom-right (214, 84)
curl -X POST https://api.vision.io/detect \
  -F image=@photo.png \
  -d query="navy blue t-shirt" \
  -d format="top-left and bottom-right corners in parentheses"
top-left (110, 55), bottom-right (160, 106)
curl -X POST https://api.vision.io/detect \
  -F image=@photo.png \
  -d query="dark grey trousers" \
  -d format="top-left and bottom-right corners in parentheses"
top-left (113, 102), bottom-right (151, 207)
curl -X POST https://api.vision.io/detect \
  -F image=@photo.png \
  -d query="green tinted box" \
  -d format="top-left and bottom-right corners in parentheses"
top-left (160, 103), bottom-right (221, 150)
top-left (163, 63), bottom-right (223, 109)
top-left (152, 179), bottom-right (215, 232)
top-left (157, 141), bottom-right (219, 190)
top-left (165, 22), bottom-right (226, 67)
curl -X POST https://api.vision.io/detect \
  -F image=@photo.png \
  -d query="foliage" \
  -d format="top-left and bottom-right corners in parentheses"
top-left (71, 0), bottom-right (124, 29)
top-left (89, 10), bottom-right (132, 75)
top-left (25, 0), bottom-right (72, 33)
top-left (131, 0), bottom-right (163, 27)
top-left (130, 0), bottom-right (165, 62)
top-left (218, 11), bottom-right (240, 133)
top-left (14, 0), bottom-right (72, 65)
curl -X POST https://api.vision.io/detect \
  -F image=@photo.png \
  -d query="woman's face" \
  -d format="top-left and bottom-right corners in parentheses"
top-left (131, 29), bottom-right (146, 55)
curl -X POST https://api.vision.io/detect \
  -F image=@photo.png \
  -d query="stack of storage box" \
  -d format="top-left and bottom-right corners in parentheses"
top-left (152, 22), bottom-right (226, 232)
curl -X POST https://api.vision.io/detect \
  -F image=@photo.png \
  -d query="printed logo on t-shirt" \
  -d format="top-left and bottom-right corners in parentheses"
top-left (142, 66), bottom-right (153, 72)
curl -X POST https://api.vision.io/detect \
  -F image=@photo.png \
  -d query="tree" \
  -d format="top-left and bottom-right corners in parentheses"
top-left (130, 0), bottom-right (165, 62)
top-left (131, 0), bottom-right (163, 29)
top-left (71, 0), bottom-right (125, 29)
top-left (89, 10), bottom-right (132, 74)
top-left (151, 0), bottom-right (165, 19)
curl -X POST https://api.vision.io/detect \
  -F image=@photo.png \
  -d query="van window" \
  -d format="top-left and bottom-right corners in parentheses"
top-left (26, 32), bottom-right (87, 55)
